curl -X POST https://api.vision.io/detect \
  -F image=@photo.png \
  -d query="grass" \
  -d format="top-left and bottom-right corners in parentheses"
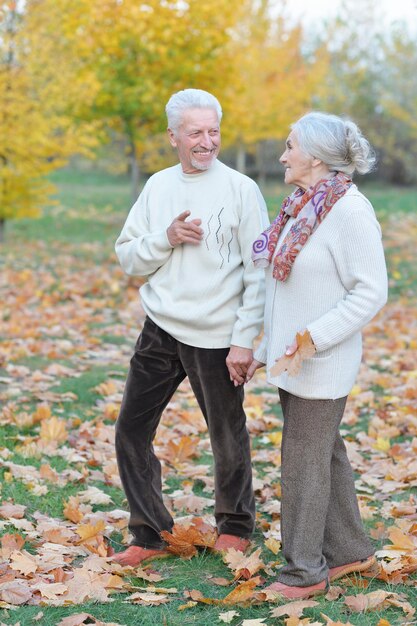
top-left (1, 166), bottom-right (416, 625)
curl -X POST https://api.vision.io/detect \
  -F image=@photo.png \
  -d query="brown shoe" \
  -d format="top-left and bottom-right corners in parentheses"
top-left (265, 578), bottom-right (328, 600)
top-left (213, 533), bottom-right (250, 554)
top-left (111, 545), bottom-right (169, 567)
top-left (329, 555), bottom-right (378, 582)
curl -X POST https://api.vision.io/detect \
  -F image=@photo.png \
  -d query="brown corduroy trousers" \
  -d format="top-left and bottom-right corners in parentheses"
top-left (115, 317), bottom-right (255, 549)
top-left (277, 388), bottom-right (374, 586)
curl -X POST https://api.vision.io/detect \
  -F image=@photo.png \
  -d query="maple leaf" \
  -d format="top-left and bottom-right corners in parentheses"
top-left (31, 582), bottom-right (68, 600)
top-left (222, 578), bottom-right (259, 605)
top-left (43, 527), bottom-right (75, 546)
top-left (39, 416), bottom-right (68, 443)
top-left (39, 464), bottom-right (60, 483)
top-left (271, 600), bottom-right (319, 618)
top-left (0, 533), bottom-right (25, 559)
top-left (94, 380), bottom-right (118, 396)
top-left (33, 403), bottom-right (51, 422)
top-left (264, 538), bottom-right (281, 555)
top-left (192, 517), bottom-right (218, 547)
top-left (159, 435), bottom-right (200, 465)
top-left (223, 547), bottom-right (265, 580)
top-left (64, 567), bottom-right (112, 604)
top-left (103, 402), bottom-right (120, 421)
top-left (160, 521), bottom-right (214, 557)
top-left (9, 550), bottom-right (38, 575)
top-left (127, 591), bottom-right (171, 605)
top-left (0, 580), bottom-right (33, 605)
top-left (270, 330), bottom-right (316, 377)
top-left (0, 503), bottom-right (26, 519)
top-left (209, 577), bottom-right (231, 586)
top-left (75, 520), bottom-right (106, 544)
top-left (387, 527), bottom-right (416, 552)
top-left (344, 589), bottom-right (389, 612)
top-left (63, 497), bottom-right (84, 523)
top-left (78, 486), bottom-right (113, 506)
top-left (184, 588), bottom-right (217, 605)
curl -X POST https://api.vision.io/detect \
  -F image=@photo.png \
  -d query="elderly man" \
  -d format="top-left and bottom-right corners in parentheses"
top-left (113, 88), bottom-right (268, 566)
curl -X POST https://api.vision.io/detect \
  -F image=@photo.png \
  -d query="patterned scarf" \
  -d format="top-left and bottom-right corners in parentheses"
top-left (252, 172), bottom-right (352, 281)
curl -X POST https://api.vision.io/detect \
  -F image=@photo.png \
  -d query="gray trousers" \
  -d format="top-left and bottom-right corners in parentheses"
top-left (115, 317), bottom-right (255, 549)
top-left (278, 388), bottom-right (373, 586)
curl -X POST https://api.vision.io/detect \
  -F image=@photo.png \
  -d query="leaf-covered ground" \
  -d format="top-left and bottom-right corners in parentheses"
top-left (0, 176), bottom-right (416, 626)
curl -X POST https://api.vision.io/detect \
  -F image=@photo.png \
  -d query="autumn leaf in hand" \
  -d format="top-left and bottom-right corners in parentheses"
top-left (270, 330), bottom-right (316, 378)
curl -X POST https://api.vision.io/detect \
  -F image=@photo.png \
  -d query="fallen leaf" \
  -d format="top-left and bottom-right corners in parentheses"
top-left (39, 416), bottom-right (68, 443)
top-left (264, 538), bottom-right (281, 555)
top-left (0, 580), bottom-right (33, 605)
top-left (178, 600), bottom-right (197, 610)
top-left (63, 496), bottom-right (84, 523)
top-left (344, 589), bottom-right (389, 612)
top-left (9, 550), bottom-right (38, 575)
top-left (223, 547), bottom-right (265, 580)
top-left (0, 533), bottom-right (25, 559)
top-left (126, 591), bottom-right (171, 605)
top-left (31, 582), bottom-right (68, 599)
top-left (271, 599), bottom-right (319, 618)
top-left (76, 520), bottom-right (106, 543)
top-left (218, 610), bottom-right (240, 623)
top-left (0, 503), bottom-right (26, 519)
top-left (222, 578), bottom-right (259, 605)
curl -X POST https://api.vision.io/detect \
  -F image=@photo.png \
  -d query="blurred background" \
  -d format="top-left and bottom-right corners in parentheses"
top-left (1, 0), bottom-right (416, 241)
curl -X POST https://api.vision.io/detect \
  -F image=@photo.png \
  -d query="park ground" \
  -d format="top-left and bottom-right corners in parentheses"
top-left (0, 169), bottom-right (416, 625)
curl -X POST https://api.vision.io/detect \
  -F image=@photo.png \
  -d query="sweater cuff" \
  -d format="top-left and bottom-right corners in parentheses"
top-left (306, 323), bottom-right (329, 353)
top-left (157, 228), bottom-right (174, 251)
top-left (230, 327), bottom-right (257, 350)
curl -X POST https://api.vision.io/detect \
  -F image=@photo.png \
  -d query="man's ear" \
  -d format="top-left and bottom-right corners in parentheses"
top-left (167, 128), bottom-right (177, 148)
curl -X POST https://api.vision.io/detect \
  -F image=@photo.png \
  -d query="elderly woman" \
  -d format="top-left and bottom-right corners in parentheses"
top-left (247, 112), bottom-right (387, 600)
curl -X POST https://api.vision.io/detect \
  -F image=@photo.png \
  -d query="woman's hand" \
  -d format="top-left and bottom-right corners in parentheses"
top-left (285, 340), bottom-right (298, 356)
top-left (245, 359), bottom-right (265, 383)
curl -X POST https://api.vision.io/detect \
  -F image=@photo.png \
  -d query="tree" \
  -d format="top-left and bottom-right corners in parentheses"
top-left (376, 25), bottom-right (417, 183)
top-left (316, 0), bottom-right (417, 184)
top-left (0, 0), bottom-right (99, 241)
top-left (220, 0), bottom-right (329, 178)
top-left (30, 0), bottom-right (248, 201)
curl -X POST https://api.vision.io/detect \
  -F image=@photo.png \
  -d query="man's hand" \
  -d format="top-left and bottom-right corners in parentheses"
top-left (167, 210), bottom-right (203, 247)
top-left (245, 359), bottom-right (265, 383)
top-left (226, 346), bottom-right (253, 387)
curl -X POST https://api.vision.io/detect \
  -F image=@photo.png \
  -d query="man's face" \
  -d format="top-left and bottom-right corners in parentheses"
top-left (168, 107), bottom-right (221, 174)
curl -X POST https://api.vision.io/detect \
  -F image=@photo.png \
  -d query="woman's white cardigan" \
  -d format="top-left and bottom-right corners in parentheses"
top-left (254, 186), bottom-right (388, 399)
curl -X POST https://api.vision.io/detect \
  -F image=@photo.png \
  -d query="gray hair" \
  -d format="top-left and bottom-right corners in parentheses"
top-left (292, 112), bottom-right (376, 175)
top-left (165, 89), bottom-right (222, 133)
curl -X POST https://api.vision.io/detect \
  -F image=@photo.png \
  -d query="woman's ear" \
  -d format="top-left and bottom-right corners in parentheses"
top-left (311, 157), bottom-right (323, 168)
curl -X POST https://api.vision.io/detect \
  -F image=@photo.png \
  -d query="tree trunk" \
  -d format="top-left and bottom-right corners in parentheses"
top-left (256, 142), bottom-right (266, 189)
top-left (0, 219), bottom-right (5, 243)
top-left (236, 143), bottom-right (246, 174)
top-left (130, 143), bottom-right (140, 204)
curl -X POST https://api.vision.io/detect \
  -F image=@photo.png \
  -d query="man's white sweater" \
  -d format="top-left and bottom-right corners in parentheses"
top-left (115, 160), bottom-right (269, 349)
top-left (254, 186), bottom-right (388, 399)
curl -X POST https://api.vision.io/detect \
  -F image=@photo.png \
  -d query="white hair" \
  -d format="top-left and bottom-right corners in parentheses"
top-left (165, 89), bottom-right (222, 133)
top-left (292, 112), bottom-right (376, 175)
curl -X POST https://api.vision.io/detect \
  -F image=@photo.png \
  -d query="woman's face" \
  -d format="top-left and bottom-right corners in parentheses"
top-left (280, 130), bottom-right (315, 190)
